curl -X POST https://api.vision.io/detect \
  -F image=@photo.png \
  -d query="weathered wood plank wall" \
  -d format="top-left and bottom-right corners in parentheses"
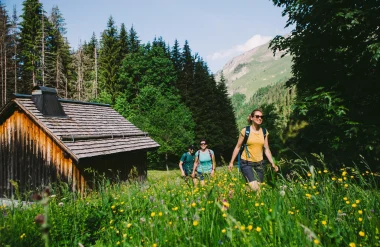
top-left (0, 110), bottom-right (84, 197)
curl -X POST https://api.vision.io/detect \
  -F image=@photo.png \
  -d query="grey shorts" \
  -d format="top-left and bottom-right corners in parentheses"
top-left (240, 159), bottom-right (265, 183)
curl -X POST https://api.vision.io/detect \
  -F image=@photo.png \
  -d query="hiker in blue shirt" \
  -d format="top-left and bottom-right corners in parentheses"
top-left (179, 145), bottom-right (195, 178)
top-left (191, 139), bottom-right (216, 186)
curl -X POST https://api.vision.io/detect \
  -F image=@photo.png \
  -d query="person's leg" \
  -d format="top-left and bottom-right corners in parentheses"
top-left (249, 162), bottom-right (265, 193)
top-left (197, 172), bottom-right (205, 186)
top-left (248, 180), bottom-right (260, 192)
top-left (241, 160), bottom-right (262, 192)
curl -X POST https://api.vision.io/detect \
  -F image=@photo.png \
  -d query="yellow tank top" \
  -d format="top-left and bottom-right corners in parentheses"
top-left (240, 127), bottom-right (269, 162)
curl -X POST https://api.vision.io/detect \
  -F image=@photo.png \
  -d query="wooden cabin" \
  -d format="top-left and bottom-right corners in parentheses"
top-left (0, 86), bottom-right (159, 196)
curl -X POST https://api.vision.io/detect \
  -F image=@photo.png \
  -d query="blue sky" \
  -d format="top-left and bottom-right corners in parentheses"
top-left (4, 0), bottom-right (289, 73)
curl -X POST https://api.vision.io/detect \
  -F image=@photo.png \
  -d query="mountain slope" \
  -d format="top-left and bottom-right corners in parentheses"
top-left (216, 40), bottom-right (292, 99)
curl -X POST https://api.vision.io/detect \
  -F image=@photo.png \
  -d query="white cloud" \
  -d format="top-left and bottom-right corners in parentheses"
top-left (208, 34), bottom-right (273, 61)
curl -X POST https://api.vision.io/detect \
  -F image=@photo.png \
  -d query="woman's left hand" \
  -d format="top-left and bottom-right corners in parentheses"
top-left (211, 169), bottom-right (215, 176)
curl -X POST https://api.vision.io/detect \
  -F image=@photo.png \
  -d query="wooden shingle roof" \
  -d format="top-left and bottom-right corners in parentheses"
top-left (1, 95), bottom-right (160, 162)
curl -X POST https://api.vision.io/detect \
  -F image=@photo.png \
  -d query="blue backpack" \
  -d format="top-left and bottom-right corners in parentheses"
top-left (237, 126), bottom-right (267, 171)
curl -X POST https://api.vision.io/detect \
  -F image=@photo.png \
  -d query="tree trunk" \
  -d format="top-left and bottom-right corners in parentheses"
top-left (14, 44), bottom-right (17, 93)
top-left (56, 54), bottom-right (59, 89)
top-left (94, 47), bottom-right (97, 98)
top-left (165, 153), bottom-right (169, 171)
top-left (4, 46), bottom-right (6, 103)
top-left (65, 76), bottom-right (67, 98)
top-left (41, 14), bottom-right (45, 86)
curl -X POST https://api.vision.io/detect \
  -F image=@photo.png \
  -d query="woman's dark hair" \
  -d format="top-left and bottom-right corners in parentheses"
top-left (199, 139), bottom-right (207, 144)
top-left (247, 108), bottom-right (263, 124)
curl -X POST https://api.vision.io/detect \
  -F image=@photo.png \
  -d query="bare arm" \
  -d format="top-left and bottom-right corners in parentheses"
top-left (179, 160), bottom-right (185, 176)
top-left (228, 133), bottom-right (245, 170)
top-left (264, 135), bottom-right (278, 172)
top-left (211, 153), bottom-right (216, 176)
top-left (191, 156), bottom-right (199, 177)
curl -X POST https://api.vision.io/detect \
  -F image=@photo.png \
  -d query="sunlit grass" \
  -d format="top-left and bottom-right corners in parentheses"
top-left (0, 163), bottom-right (379, 247)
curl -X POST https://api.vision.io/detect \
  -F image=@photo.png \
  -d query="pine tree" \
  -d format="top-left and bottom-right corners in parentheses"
top-left (46, 5), bottom-right (71, 97)
top-left (0, 1), bottom-right (9, 106)
top-left (176, 40), bottom-right (194, 104)
top-left (170, 39), bottom-right (181, 73)
top-left (119, 23), bottom-right (128, 60)
top-left (18, 0), bottom-right (43, 91)
top-left (83, 32), bottom-right (99, 98)
top-left (10, 5), bottom-right (19, 94)
top-left (99, 16), bottom-right (121, 103)
top-left (128, 25), bottom-right (140, 54)
top-left (215, 73), bottom-right (238, 156)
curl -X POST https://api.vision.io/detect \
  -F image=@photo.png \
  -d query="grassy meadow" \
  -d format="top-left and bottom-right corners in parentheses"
top-left (0, 161), bottom-right (379, 247)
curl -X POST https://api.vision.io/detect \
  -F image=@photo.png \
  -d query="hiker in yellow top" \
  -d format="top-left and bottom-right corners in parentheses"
top-left (228, 109), bottom-right (278, 192)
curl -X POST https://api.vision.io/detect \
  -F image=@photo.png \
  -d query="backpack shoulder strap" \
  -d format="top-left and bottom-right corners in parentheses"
top-left (262, 127), bottom-right (267, 140)
top-left (208, 149), bottom-right (212, 159)
top-left (242, 126), bottom-right (250, 148)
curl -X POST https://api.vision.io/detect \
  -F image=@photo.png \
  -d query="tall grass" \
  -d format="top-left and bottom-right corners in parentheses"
top-left (0, 161), bottom-right (379, 247)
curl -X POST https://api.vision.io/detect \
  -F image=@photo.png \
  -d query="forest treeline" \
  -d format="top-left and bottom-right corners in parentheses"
top-left (232, 0), bottom-right (380, 170)
top-left (0, 0), bottom-right (238, 169)
top-left (1, 0), bottom-right (379, 171)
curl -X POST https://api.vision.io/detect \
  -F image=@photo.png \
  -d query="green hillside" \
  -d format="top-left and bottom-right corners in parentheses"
top-left (216, 40), bottom-right (292, 99)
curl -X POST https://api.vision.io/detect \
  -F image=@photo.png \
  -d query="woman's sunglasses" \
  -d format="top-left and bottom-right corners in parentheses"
top-left (254, 115), bottom-right (264, 119)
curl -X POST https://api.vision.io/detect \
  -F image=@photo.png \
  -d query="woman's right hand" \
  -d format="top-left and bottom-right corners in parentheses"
top-left (191, 172), bottom-right (195, 178)
top-left (228, 162), bottom-right (234, 171)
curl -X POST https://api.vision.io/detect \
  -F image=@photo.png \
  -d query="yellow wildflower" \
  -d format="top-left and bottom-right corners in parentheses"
top-left (256, 227), bottom-right (262, 232)
top-left (127, 223), bottom-right (132, 228)
top-left (151, 212), bottom-right (156, 217)
top-left (248, 225), bottom-right (253, 231)
top-left (222, 229), bottom-right (226, 233)
top-left (356, 200), bottom-right (360, 204)
top-left (358, 210), bottom-right (363, 214)
top-left (358, 218), bottom-right (363, 222)
top-left (255, 203), bottom-right (259, 207)
top-left (349, 243), bottom-right (356, 247)
top-left (352, 204), bottom-right (357, 208)
top-left (153, 244), bottom-right (158, 247)
top-left (306, 194), bottom-right (312, 199)
top-left (343, 197), bottom-right (348, 201)
top-left (342, 171), bottom-right (347, 176)
top-left (111, 205), bottom-right (115, 209)
top-left (193, 220), bottom-right (199, 226)
top-left (307, 173), bottom-right (311, 177)
top-left (322, 221), bottom-right (327, 225)
top-left (323, 169), bottom-right (328, 173)
top-left (222, 213), bottom-right (227, 218)
top-left (314, 239), bottom-right (320, 244)
top-left (191, 202), bottom-right (196, 207)
top-left (116, 241), bottom-right (120, 245)
top-left (359, 231), bottom-right (365, 237)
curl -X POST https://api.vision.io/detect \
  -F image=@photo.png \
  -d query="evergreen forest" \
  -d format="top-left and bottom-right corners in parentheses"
top-left (0, 0), bottom-right (238, 169)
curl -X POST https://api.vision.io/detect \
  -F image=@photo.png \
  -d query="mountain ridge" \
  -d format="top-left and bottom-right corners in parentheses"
top-left (215, 39), bottom-right (292, 99)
